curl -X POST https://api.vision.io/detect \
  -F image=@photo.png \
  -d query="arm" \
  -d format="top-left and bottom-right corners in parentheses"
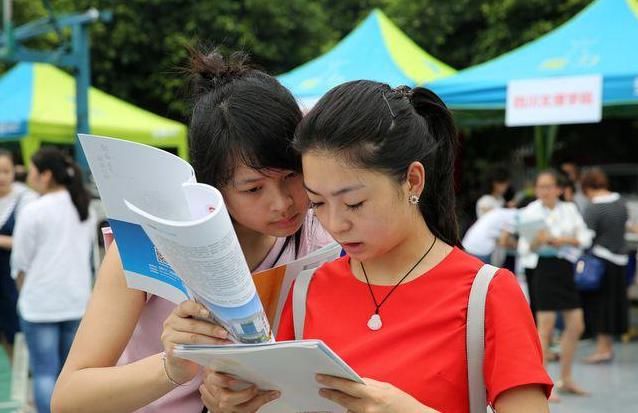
top-left (493, 384), bottom-right (549, 413)
top-left (15, 271), bottom-right (24, 291)
top-left (53, 241), bottom-right (240, 413)
top-left (52, 243), bottom-right (173, 413)
top-left (0, 234), bottom-right (12, 250)
top-left (549, 206), bottom-right (592, 249)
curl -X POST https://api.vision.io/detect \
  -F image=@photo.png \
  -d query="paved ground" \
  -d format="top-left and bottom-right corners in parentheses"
top-left (547, 339), bottom-right (638, 413)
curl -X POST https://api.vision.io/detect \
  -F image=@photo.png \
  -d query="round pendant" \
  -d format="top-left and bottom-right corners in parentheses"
top-left (367, 314), bottom-right (382, 331)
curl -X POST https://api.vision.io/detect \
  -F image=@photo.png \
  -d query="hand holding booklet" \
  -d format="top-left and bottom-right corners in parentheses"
top-left (174, 340), bottom-right (363, 413)
top-left (79, 134), bottom-right (341, 343)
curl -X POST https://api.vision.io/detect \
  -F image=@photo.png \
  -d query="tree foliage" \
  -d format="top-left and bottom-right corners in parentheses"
top-left (2, 0), bottom-right (593, 119)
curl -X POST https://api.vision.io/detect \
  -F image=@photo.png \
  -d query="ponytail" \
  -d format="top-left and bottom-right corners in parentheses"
top-left (409, 88), bottom-right (460, 246)
top-left (31, 147), bottom-right (90, 222)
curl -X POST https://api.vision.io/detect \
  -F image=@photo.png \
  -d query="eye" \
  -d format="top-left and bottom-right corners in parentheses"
top-left (244, 186), bottom-right (262, 193)
top-left (346, 201), bottom-right (364, 211)
top-left (309, 201), bottom-right (324, 209)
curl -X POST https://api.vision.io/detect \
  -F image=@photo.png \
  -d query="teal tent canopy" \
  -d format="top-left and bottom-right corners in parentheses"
top-left (0, 63), bottom-right (188, 163)
top-left (278, 9), bottom-right (455, 110)
top-left (429, 0), bottom-right (638, 124)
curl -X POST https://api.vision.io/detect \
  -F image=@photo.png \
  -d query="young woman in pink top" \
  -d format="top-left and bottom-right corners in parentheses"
top-left (51, 48), bottom-right (332, 413)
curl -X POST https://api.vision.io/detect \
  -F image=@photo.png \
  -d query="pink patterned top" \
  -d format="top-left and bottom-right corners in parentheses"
top-left (112, 212), bottom-right (333, 412)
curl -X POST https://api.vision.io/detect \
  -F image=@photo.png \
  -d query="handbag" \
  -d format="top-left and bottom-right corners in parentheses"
top-left (574, 254), bottom-right (605, 291)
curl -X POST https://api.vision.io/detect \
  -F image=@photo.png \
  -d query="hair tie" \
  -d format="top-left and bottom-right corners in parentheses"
top-left (66, 166), bottom-right (75, 178)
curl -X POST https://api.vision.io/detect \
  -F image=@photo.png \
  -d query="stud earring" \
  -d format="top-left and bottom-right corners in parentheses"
top-left (409, 194), bottom-right (419, 205)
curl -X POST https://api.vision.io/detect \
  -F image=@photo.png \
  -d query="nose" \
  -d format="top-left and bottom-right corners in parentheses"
top-left (321, 205), bottom-right (351, 236)
top-left (270, 183), bottom-right (294, 213)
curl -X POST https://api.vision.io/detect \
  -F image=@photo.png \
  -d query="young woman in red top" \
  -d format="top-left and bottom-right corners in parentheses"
top-left (201, 82), bottom-right (552, 413)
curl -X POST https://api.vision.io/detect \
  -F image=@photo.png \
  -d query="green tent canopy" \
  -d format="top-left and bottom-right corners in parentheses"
top-left (0, 62), bottom-right (188, 163)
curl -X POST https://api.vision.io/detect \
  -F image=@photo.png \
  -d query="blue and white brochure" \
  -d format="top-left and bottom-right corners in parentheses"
top-left (79, 134), bottom-right (272, 343)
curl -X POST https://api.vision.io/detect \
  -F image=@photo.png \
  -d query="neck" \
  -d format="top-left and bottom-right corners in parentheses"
top-left (0, 185), bottom-right (11, 197)
top-left (543, 199), bottom-right (558, 209)
top-left (590, 189), bottom-right (610, 198)
top-left (234, 224), bottom-right (277, 271)
top-left (353, 219), bottom-right (447, 286)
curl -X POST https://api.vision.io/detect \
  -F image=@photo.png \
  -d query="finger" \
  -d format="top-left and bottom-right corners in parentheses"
top-left (170, 317), bottom-right (230, 340)
top-left (174, 299), bottom-right (209, 319)
top-left (316, 374), bottom-right (367, 398)
top-left (318, 388), bottom-right (363, 412)
top-left (214, 385), bottom-right (261, 410)
top-left (204, 371), bottom-right (246, 389)
top-left (165, 331), bottom-right (232, 347)
top-left (199, 384), bottom-right (217, 411)
top-left (236, 390), bottom-right (281, 412)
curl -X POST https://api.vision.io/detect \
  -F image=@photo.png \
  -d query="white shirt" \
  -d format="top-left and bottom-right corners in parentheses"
top-left (0, 183), bottom-right (37, 227)
top-left (462, 208), bottom-right (517, 256)
top-left (475, 194), bottom-right (505, 219)
top-left (516, 200), bottom-right (592, 269)
top-left (11, 190), bottom-right (96, 322)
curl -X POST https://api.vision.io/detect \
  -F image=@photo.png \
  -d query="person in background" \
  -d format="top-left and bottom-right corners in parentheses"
top-left (11, 147), bottom-right (96, 413)
top-left (560, 160), bottom-right (589, 212)
top-left (462, 207), bottom-right (517, 264)
top-left (580, 168), bottom-right (629, 363)
top-left (0, 149), bottom-right (37, 360)
top-left (517, 169), bottom-right (592, 400)
top-left (52, 48), bottom-right (332, 413)
top-left (475, 166), bottom-right (510, 219)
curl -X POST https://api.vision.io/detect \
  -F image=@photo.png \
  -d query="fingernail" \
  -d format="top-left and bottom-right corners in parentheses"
top-left (315, 374), bottom-right (325, 383)
top-left (200, 308), bottom-right (209, 318)
top-left (319, 388), bottom-right (328, 396)
top-left (217, 329), bottom-right (228, 339)
top-left (269, 391), bottom-right (280, 400)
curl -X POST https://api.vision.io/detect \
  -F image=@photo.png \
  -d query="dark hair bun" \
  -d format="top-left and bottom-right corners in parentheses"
top-left (188, 46), bottom-right (252, 97)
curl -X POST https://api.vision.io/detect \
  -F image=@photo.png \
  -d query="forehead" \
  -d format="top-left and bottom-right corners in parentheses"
top-left (302, 151), bottom-right (385, 192)
top-left (536, 174), bottom-right (557, 185)
top-left (232, 164), bottom-right (289, 181)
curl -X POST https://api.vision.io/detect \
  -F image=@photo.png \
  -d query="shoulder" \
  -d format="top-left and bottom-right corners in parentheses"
top-left (477, 195), bottom-right (495, 205)
top-left (311, 256), bottom-right (351, 284)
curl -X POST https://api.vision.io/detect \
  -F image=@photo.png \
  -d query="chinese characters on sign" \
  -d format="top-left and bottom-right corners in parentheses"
top-left (506, 75), bottom-right (602, 126)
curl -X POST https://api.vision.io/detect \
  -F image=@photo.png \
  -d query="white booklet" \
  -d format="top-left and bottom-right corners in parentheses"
top-left (79, 134), bottom-right (340, 343)
top-left (174, 339), bottom-right (363, 413)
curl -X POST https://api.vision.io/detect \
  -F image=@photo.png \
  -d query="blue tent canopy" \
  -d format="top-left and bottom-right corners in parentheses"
top-left (278, 9), bottom-right (455, 110)
top-left (429, 0), bottom-right (638, 118)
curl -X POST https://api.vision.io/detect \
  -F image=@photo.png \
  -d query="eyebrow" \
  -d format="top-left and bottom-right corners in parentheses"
top-left (235, 177), bottom-right (265, 185)
top-left (304, 183), bottom-right (365, 197)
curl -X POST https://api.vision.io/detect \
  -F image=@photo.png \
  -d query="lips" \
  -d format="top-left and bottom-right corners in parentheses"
top-left (340, 242), bottom-right (364, 254)
top-left (272, 214), bottom-right (299, 228)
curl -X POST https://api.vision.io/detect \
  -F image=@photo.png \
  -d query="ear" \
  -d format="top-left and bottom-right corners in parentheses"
top-left (41, 169), bottom-right (54, 187)
top-left (405, 161), bottom-right (425, 197)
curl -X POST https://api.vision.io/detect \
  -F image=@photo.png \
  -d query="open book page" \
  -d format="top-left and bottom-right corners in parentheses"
top-left (80, 134), bottom-right (271, 343)
top-left (173, 339), bottom-right (362, 413)
top-left (517, 217), bottom-right (548, 242)
top-left (80, 134), bottom-right (193, 303)
top-left (252, 242), bottom-right (341, 333)
top-left (126, 183), bottom-right (271, 343)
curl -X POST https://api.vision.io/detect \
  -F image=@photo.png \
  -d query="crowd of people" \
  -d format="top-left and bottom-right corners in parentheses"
top-left (462, 162), bottom-right (637, 403)
top-left (0, 46), bottom-right (635, 413)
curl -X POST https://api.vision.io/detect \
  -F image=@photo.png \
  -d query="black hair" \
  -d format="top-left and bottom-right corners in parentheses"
top-left (187, 46), bottom-right (302, 188)
top-left (294, 81), bottom-right (460, 247)
top-left (31, 147), bottom-right (90, 221)
top-left (485, 166), bottom-right (510, 193)
top-left (535, 168), bottom-right (562, 186)
top-left (186, 46), bottom-right (305, 256)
